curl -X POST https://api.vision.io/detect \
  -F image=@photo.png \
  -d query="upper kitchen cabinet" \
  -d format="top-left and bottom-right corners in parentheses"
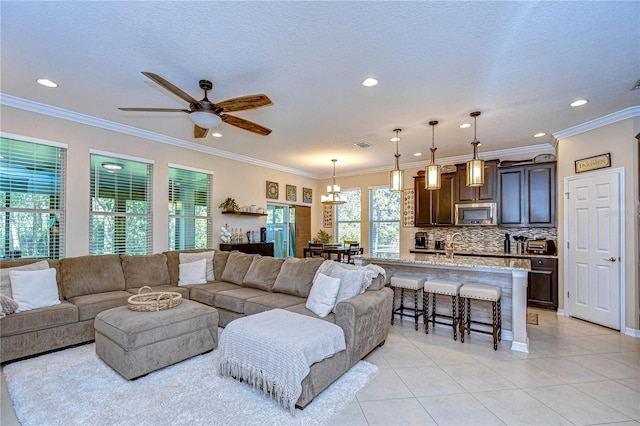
top-left (497, 162), bottom-right (556, 227)
top-left (455, 160), bottom-right (498, 203)
top-left (414, 170), bottom-right (455, 226)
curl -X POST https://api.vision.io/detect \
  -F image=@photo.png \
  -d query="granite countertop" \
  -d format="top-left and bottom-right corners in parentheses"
top-left (409, 248), bottom-right (558, 259)
top-left (359, 253), bottom-right (531, 272)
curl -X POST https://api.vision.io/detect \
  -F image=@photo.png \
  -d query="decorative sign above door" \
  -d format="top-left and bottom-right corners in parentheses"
top-left (575, 153), bottom-right (611, 173)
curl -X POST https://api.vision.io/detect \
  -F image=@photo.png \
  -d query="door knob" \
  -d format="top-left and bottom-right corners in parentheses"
top-left (603, 256), bottom-right (617, 262)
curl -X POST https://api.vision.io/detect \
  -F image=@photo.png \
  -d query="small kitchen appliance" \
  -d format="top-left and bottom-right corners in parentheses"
top-left (415, 232), bottom-right (427, 249)
top-left (526, 239), bottom-right (556, 255)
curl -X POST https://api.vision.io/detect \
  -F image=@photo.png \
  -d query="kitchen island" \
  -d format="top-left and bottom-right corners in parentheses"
top-left (356, 253), bottom-right (531, 352)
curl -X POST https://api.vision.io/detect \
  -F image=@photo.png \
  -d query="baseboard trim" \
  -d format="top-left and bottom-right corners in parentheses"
top-left (556, 309), bottom-right (567, 317)
top-left (624, 327), bottom-right (640, 338)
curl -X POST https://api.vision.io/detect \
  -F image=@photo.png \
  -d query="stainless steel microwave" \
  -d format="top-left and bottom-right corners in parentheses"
top-left (454, 203), bottom-right (497, 226)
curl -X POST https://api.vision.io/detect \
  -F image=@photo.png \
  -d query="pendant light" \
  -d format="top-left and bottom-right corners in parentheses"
top-left (466, 111), bottom-right (484, 187)
top-left (425, 120), bottom-right (440, 190)
top-left (321, 159), bottom-right (346, 205)
top-left (390, 129), bottom-right (404, 191)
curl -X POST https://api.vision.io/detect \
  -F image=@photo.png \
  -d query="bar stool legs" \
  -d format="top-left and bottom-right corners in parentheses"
top-left (423, 280), bottom-right (462, 341)
top-left (390, 276), bottom-right (426, 331)
top-left (459, 284), bottom-right (502, 350)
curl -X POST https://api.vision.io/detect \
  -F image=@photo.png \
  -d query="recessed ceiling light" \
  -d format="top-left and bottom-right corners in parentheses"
top-left (459, 123), bottom-right (471, 129)
top-left (570, 99), bottom-right (588, 107)
top-left (211, 132), bottom-right (222, 138)
top-left (361, 77), bottom-right (378, 87)
top-left (533, 132), bottom-right (547, 138)
top-left (414, 152), bottom-right (422, 157)
top-left (102, 162), bottom-right (123, 170)
top-left (36, 78), bottom-right (58, 88)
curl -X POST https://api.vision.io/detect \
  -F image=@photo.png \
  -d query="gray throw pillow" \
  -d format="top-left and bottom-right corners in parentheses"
top-left (272, 257), bottom-right (325, 298)
top-left (220, 252), bottom-right (255, 285)
top-left (242, 256), bottom-right (285, 291)
top-left (121, 254), bottom-right (170, 289)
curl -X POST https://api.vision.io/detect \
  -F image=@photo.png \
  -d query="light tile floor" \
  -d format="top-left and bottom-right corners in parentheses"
top-left (1, 309), bottom-right (639, 425)
top-left (328, 309), bottom-right (640, 425)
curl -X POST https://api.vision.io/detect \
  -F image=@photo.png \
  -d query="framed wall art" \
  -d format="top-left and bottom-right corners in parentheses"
top-left (402, 188), bottom-right (415, 227)
top-left (286, 184), bottom-right (297, 202)
top-left (323, 204), bottom-right (333, 228)
top-left (303, 187), bottom-right (313, 204)
top-left (266, 181), bottom-right (279, 199)
top-left (575, 153), bottom-right (611, 173)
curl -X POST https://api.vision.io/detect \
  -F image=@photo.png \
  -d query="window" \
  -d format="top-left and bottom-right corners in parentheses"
top-left (369, 187), bottom-right (401, 256)
top-left (89, 152), bottom-right (153, 255)
top-left (0, 136), bottom-right (66, 259)
top-left (335, 188), bottom-right (361, 244)
top-left (168, 165), bottom-right (212, 250)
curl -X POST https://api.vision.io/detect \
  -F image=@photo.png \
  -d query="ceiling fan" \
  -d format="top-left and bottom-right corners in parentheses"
top-left (119, 72), bottom-right (273, 138)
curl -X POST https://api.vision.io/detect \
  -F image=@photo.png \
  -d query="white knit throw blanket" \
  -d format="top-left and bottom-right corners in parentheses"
top-left (218, 309), bottom-right (346, 413)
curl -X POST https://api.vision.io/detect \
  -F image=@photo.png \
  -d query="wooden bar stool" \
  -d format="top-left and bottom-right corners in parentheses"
top-left (423, 279), bottom-right (462, 340)
top-left (458, 283), bottom-right (502, 350)
top-left (390, 276), bottom-right (426, 331)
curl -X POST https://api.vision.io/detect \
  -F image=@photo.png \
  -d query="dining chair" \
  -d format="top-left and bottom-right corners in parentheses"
top-left (344, 242), bottom-right (361, 264)
top-left (308, 242), bottom-right (325, 258)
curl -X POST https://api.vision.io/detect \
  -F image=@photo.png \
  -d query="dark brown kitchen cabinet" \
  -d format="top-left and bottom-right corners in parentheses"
top-left (414, 170), bottom-right (455, 226)
top-left (455, 160), bottom-right (498, 203)
top-left (528, 257), bottom-right (558, 310)
top-left (497, 162), bottom-right (556, 227)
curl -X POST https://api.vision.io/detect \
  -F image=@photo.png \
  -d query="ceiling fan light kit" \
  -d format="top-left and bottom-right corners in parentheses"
top-left (425, 120), bottom-right (441, 191)
top-left (466, 111), bottom-right (485, 187)
top-left (118, 72), bottom-right (272, 139)
top-left (390, 128), bottom-right (404, 192)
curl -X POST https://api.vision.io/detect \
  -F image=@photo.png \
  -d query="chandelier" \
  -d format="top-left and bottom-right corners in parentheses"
top-left (321, 159), bottom-right (346, 205)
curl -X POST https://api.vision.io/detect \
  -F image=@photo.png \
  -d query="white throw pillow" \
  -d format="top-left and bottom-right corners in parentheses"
top-left (179, 251), bottom-right (215, 281)
top-left (10, 268), bottom-right (60, 313)
top-left (330, 268), bottom-right (364, 313)
top-left (178, 259), bottom-right (207, 286)
top-left (0, 260), bottom-right (49, 299)
top-left (306, 273), bottom-right (341, 317)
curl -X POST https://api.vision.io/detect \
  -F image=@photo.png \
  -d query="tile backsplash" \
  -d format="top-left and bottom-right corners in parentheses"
top-left (414, 226), bottom-right (557, 254)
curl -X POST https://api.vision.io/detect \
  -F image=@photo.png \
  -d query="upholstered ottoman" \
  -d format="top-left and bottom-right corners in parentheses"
top-left (94, 300), bottom-right (218, 379)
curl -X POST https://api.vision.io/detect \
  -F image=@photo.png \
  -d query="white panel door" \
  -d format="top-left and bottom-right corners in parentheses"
top-left (567, 170), bottom-right (620, 329)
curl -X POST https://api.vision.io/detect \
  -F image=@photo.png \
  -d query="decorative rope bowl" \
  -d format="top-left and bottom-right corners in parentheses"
top-left (127, 286), bottom-right (182, 312)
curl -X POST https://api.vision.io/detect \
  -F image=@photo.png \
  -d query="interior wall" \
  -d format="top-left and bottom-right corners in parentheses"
top-left (556, 117), bottom-right (639, 331)
top-left (1, 106), bottom-right (319, 256)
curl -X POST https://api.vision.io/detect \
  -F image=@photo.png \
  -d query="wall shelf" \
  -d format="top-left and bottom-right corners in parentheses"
top-left (221, 211), bottom-right (267, 216)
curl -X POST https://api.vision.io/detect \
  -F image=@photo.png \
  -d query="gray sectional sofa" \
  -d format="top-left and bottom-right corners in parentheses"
top-left (0, 249), bottom-right (393, 408)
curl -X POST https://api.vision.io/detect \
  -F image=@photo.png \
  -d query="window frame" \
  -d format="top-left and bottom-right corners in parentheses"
top-left (334, 187), bottom-right (362, 245)
top-left (368, 185), bottom-right (401, 256)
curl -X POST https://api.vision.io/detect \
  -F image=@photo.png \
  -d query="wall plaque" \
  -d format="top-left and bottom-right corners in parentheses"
top-left (575, 153), bottom-right (611, 173)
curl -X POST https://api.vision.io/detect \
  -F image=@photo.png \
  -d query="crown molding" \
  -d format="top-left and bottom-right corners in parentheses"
top-left (552, 106), bottom-right (640, 141)
top-left (0, 94), bottom-right (319, 179)
top-left (336, 143), bottom-right (555, 178)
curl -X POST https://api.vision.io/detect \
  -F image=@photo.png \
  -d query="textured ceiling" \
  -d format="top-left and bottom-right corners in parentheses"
top-left (1, 1), bottom-right (638, 176)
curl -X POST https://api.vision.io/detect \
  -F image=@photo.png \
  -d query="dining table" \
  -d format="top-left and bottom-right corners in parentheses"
top-left (303, 245), bottom-right (353, 262)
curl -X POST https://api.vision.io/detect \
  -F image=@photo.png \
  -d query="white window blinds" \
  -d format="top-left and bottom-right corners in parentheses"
top-left (168, 166), bottom-right (212, 250)
top-left (89, 153), bottom-right (153, 255)
top-left (368, 187), bottom-right (401, 256)
top-left (335, 188), bottom-right (362, 245)
top-left (0, 136), bottom-right (66, 259)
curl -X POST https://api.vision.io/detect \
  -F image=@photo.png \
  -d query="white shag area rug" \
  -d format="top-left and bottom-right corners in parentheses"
top-left (3, 342), bottom-right (377, 426)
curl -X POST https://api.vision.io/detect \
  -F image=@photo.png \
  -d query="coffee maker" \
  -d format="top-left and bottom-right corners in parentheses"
top-left (415, 231), bottom-right (427, 249)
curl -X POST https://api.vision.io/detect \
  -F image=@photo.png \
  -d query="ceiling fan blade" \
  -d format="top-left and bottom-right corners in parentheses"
top-left (222, 114), bottom-right (272, 136)
top-left (216, 94), bottom-right (273, 112)
top-left (141, 72), bottom-right (201, 105)
top-left (194, 125), bottom-right (208, 138)
top-left (119, 107), bottom-right (189, 112)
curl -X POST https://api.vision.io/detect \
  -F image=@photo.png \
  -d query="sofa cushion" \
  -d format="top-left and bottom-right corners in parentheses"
top-left (61, 255), bottom-right (125, 300)
top-left (179, 251), bottom-right (215, 281)
top-left (189, 282), bottom-right (242, 307)
top-left (285, 303), bottom-right (336, 323)
top-left (120, 254), bottom-right (170, 289)
top-left (215, 287), bottom-right (267, 313)
top-left (178, 259), bottom-right (207, 286)
top-left (67, 290), bottom-right (131, 321)
top-left (272, 257), bottom-right (325, 298)
top-left (0, 301), bottom-right (78, 337)
top-left (244, 293), bottom-right (306, 316)
top-left (213, 251), bottom-right (230, 282)
top-left (242, 256), bottom-right (284, 291)
top-left (126, 285), bottom-right (190, 300)
top-left (306, 273), bottom-right (341, 317)
top-left (220, 252), bottom-right (254, 285)
top-left (163, 249), bottom-right (217, 286)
